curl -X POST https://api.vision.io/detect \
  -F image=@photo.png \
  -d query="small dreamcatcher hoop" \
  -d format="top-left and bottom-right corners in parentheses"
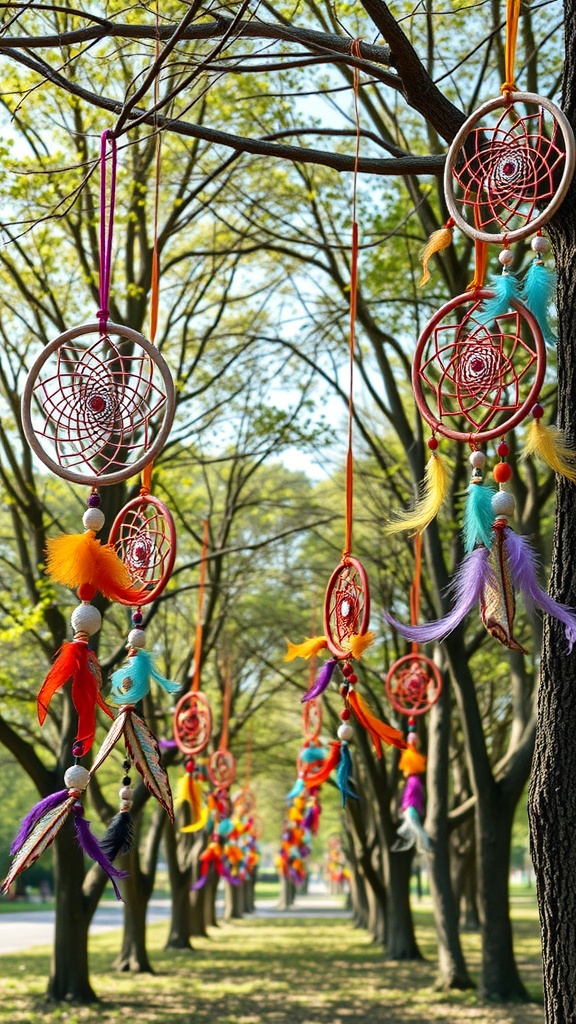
top-left (385, 654), bottom-right (443, 717)
top-left (174, 691), bottom-right (213, 755)
top-left (444, 93), bottom-right (576, 244)
top-left (412, 290), bottom-right (546, 443)
top-left (296, 745), bottom-right (327, 784)
top-left (323, 557), bottom-right (371, 658)
top-left (234, 786), bottom-right (256, 816)
top-left (109, 494), bottom-right (176, 605)
top-left (208, 749), bottom-right (236, 789)
top-left (22, 323), bottom-right (176, 486)
top-left (303, 698), bottom-right (322, 743)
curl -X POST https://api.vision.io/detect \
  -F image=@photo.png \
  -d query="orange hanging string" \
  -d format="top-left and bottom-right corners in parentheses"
top-left (467, 206), bottom-right (489, 292)
top-left (409, 535), bottom-right (423, 655)
top-left (220, 663), bottom-right (231, 752)
top-left (502, 0), bottom-right (521, 94)
top-left (191, 519), bottom-right (209, 694)
top-left (344, 38), bottom-right (362, 558)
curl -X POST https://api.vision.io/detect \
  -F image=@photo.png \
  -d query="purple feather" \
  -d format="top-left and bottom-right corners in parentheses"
top-left (192, 873), bottom-right (208, 891)
top-left (505, 529), bottom-right (576, 652)
top-left (158, 738), bottom-right (178, 750)
top-left (401, 775), bottom-right (426, 817)
top-left (301, 658), bottom-right (337, 702)
top-left (11, 790), bottom-right (69, 855)
top-left (74, 813), bottom-right (129, 901)
top-left (385, 547), bottom-right (491, 643)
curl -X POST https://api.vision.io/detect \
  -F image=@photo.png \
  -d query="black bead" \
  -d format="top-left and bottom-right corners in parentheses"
top-left (122, 775), bottom-right (131, 786)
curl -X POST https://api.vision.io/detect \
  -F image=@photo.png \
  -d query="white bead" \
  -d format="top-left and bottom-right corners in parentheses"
top-left (469, 450), bottom-right (486, 469)
top-left (127, 628), bottom-right (146, 649)
top-left (71, 602), bottom-right (102, 636)
top-left (531, 235), bottom-right (550, 254)
top-left (64, 764), bottom-right (90, 791)
top-left (119, 786), bottom-right (134, 802)
top-left (498, 249), bottom-right (514, 266)
top-left (337, 723), bottom-right (354, 742)
top-left (492, 490), bottom-right (515, 517)
top-left (82, 507), bottom-right (105, 533)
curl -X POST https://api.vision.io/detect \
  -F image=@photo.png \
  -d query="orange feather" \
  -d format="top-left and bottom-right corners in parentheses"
top-left (304, 741), bottom-right (341, 787)
top-left (348, 691), bottom-right (406, 757)
top-left (45, 532), bottom-right (141, 603)
top-left (37, 641), bottom-right (112, 754)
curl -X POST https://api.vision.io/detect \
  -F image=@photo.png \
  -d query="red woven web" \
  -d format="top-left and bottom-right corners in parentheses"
top-left (173, 691), bottom-right (212, 755)
top-left (452, 103), bottom-right (566, 233)
top-left (208, 749), bottom-right (236, 789)
top-left (110, 495), bottom-right (176, 605)
top-left (29, 335), bottom-right (168, 476)
top-left (324, 559), bottom-right (369, 654)
top-left (385, 654), bottom-right (442, 717)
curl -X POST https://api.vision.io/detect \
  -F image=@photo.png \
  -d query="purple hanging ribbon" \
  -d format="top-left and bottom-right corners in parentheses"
top-left (98, 129), bottom-right (117, 333)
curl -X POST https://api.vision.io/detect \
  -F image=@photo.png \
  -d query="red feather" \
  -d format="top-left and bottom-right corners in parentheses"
top-left (37, 641), bottom-right (112, 753)
top-left (348, 691), bottom-right (406, 757)
top-left (304, 741), bottom-right (341, 788)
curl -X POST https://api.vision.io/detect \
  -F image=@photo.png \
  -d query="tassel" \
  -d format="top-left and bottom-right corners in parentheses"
top-left (304, 741), bottom-right (341, 788)
top-left (301, 659), bottom-right (337, 701)
top-left (463, 482), bottom-right (496, 553)
top-left (522, 418), bottom-right (576, 484)
top-left (99, 811), bottom-right (134, 860)
top-left (10, 790), bottom-right (69, 856)
top-left (384, 546), bottom-right (491, 643)
top-left (74, 810), bottom-right (128, 901)
top-left (419, 222), bottom-right (453, 287)
top-left (401, 774), bottom-right (426, 816)
top-left (521, 260), bottom-right (557, 346)
top-left (348, 690), bottom-right (406, 756)
top-left (385, 452), bottom-right (449, 536)
top-left (336, 741), bottom-right (357, 806)
top-left (37, 641), bottom-right (113, 754)
top-left (399, 748), bottom-right (427, 776)
top-left (110, 649), bottom-right (181, 706)
top-left (505, 529), bottom-right (576, 652)
top-left (344, 631), bottom-right (375, 660)
top-left (476, 272), bottom-right (519, 324)
top-left (45, 532), bottom-right (141, 604)
top-left (285, 636), bottom-right (328, 661)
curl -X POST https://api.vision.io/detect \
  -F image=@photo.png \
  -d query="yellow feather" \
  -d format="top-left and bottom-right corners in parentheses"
top-left (419, 225), bottom-right (453, 287)
top-left (343, 631), bottom-right (376, 659)
top-left (399, 748), bottom-right (427, 775)
top-left (181, 805), bottom-right (209, 833)
top-left (284, 635), bottom-right (328, 661)
top-left (523, 419), bottom-right (576, 483)
top-left (385, 453), bottom-right (449, 536)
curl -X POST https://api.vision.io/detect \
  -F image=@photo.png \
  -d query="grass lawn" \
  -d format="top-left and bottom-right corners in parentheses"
top-left (0, 892), bottom-right (543, 1024)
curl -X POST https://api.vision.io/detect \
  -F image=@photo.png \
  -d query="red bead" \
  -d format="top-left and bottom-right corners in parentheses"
top-left (497, 441), bottom-right (509, 458)
top-left (493, 462), bottom-right (513, 483)
top-left (427, 436), bottom-right (439, 451)
top-left (77, 583), bottom-right (97, 602)
top-left (408, 716), bottom-right (416, 727)
top-left (339, 684), bottom-right (349, 697)
top-left (341, 663), bottom-right (353, 677)
top-left (347, 673), bottom-right (358, 685)
top-left (185, 758), bottom-right (195, 773)
top-left (340, 708), bottom-right (351, 721)
top-left (532, 403), bottom-right (544, 419)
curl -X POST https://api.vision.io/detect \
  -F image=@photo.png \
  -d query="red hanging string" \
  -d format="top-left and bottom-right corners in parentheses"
top-left (192, 519), bottom-right (209, 694)
top-left (344, 38), bottom-right (362, 558)
top-left (220, 664), bottom-right (231, 752)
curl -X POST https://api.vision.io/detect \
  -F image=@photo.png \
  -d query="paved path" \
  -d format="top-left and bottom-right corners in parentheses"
top-left (0, 892), bottom-right (349, 955)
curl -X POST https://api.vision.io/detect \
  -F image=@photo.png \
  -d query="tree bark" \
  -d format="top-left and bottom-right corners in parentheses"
top-left (277, 876), bottom-right (296, 910)
top-left (47, 818), bottom-right (97, 1003)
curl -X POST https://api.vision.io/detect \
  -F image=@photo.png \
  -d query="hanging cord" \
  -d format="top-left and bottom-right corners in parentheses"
top-left (245, 729), bottom-right (252, 787)
top-left (409, 534), bottom-right (423, 655)
top-left (97, 130), bottom-right (117, 334)
top-left (192, 519), bottom-right (210, 694)
top-left (141, 10), bottom-right (162, 495)
top-left (220, 664), bottom-right (231, 751)
top-left (344, 38), bottom-right (362, 558)
top-left (502, 0), bottom-right (521, 95)
top-left (467, 205), bottom-right (489, 291)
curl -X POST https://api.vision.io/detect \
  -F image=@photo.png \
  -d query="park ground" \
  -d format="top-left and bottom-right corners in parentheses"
top-left (0, 889), bottom-right (543, 1024)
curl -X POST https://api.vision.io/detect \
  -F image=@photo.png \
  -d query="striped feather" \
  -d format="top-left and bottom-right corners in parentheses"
top-left (124, 709), bottom-right (174, 822)
top-left (2, 795), bottom-right (76, 894)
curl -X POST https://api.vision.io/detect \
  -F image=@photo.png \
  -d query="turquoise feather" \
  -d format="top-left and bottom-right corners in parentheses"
top-left (476, 273), bottom-right (519, 325)
top-left (336, 741), bottom-right (357, 807)
top-left (286, 778), bottom-right (306, 800)
top-left (301, 745), bottom-right (327, 764)
top-left (110, 649), bottom-right (180, 705)
top-left (521, 260), bottom-right (557, 346)
top-left (463, 483), bottom-right (496, 553)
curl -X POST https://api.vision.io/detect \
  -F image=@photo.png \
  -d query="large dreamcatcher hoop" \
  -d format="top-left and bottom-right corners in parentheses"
top-left (22, 322), bottom-right (176, 486)
top-left (385, 654), bottom-right (443, 717)
top-left (444, 93), bottom-right (576, 244)
top-left (174, 691), bottom-right (213, 755)
top-left (109, 494), bottom-right (176, 605)
top-left (323, 556), bottom-right (371, 658)
top-left (412, 290), bottom-right (546, 443)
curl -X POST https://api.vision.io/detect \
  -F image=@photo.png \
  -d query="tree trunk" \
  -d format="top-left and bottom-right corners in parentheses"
top-left (277, 876), bottom-right (295, 910)
top-left (164, 815), bottom-right (193, 950)
top-left (47, 819), bottom-right (97, 1003)
top-left (223, 881), bottom-right (245, 920)
top-left (244, 875), bottom-right (256, 913)
top-left (384, 848), bottom-right (422, 960)
top-left (528, 40), bottom-right (576, 1017)
top-left (114, 804), bottom-right (164, 973)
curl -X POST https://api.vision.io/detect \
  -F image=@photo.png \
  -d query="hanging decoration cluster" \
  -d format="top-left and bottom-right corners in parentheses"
top-left (324, 834), bottom-right (350, 893)
top-left (277, 701), bottom-right (326, 887)
top-left (386, 1), bottom-right (576, 653)
top-left (286, 43), bottom-right (405, 792)
top-left (3, 131), bottom-right (178, 897)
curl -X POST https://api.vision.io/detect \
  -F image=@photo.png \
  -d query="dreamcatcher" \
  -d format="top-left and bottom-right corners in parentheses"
top-left (231, 736), bottom-right (261, 885)
top-left (285, 45), bottom-right (405, 791)
top-left (385, 2), bottom-right (576, 653)
top-left (3, 131), bottom-right (176, 897)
